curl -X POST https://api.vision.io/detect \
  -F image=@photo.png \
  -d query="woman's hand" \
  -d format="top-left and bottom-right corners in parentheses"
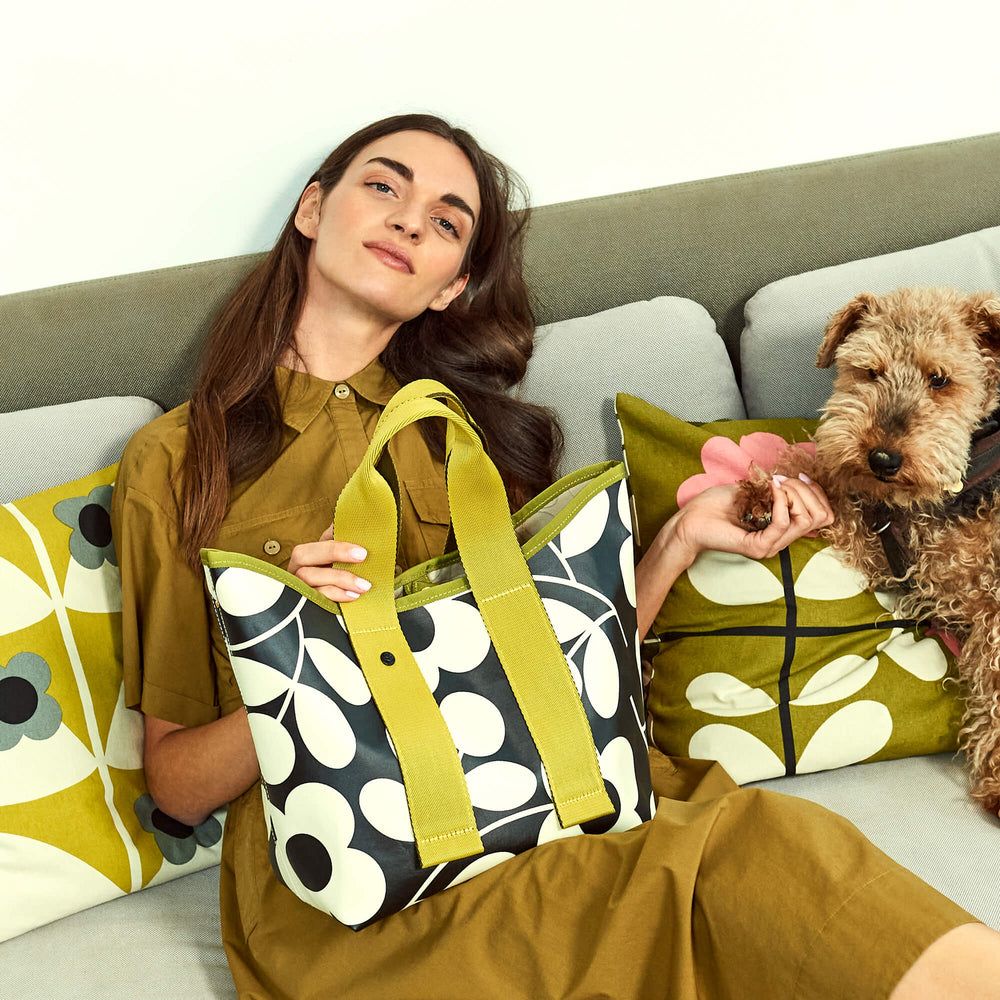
top-left (287, 525), bottom-right (372, 602)
top-left (671, 474), bottom-right (834, 566)
top-left (634, 474), bottom-right (833, 639)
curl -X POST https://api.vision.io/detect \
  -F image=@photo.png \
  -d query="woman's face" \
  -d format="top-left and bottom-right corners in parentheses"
top-left (294, 130), bottom-right (481, 326)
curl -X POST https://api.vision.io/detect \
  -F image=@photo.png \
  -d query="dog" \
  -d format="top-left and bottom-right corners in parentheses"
top-left (738, 286), bottom-right (1000, 815)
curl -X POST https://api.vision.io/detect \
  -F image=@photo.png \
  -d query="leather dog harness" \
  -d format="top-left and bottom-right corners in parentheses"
top-left (864, 408), bottom-right (1000, 580)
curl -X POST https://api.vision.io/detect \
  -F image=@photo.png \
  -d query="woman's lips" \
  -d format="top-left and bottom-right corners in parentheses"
top-left (363, 241), bottom-right (413, 274)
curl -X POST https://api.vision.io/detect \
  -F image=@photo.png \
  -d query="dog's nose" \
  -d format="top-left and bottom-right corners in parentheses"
top-left (868, 448), bottom-right (903, 477)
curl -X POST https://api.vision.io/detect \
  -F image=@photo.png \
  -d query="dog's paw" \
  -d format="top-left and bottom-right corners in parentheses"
top-left (735, 477), bottom-right (774, 532)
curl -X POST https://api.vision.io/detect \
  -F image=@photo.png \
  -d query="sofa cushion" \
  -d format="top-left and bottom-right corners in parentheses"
top-left (0, 465), bottom-right (225, 942)
top-left (518, 297), bottom-right (745, 474)
top-left (741, 225), bottom-right (1000, 418)
top-left (617, 393), bottom-right (962, 785)
top-left (0, 397), bottom-right (164, 503)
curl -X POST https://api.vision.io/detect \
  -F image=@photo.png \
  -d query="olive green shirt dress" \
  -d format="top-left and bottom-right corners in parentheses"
top-left (112, 363), bottom-right (973, 1000)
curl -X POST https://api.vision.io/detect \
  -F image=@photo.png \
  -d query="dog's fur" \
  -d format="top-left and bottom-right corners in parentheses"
top-left (738, 286), bottom-right (1000, 814)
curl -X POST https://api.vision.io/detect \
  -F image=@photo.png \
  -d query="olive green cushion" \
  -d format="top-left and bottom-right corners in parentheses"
top-left (0, 466), bottom-right (223, 941)
top-left (617, 393), bottom-right (962, 784)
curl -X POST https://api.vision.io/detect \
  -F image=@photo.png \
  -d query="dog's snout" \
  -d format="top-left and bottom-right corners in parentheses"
top-left (868, 448), bottom-right (903, 478)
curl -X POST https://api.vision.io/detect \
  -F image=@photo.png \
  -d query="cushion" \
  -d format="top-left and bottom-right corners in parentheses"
top-left (741, 225), bottom-right (1000, 418)
top-left (0, 466), bottom-right (224, 942)
top-left (518, 296), bottom-right (745, 474)
top-left (0, 397), bottom-right (164, 503)
top-left (617, 392), bottom-right (962, 785)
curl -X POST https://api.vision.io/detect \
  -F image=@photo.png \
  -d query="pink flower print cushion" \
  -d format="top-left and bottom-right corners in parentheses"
top-left (676, 432), bottom-right (816, 508)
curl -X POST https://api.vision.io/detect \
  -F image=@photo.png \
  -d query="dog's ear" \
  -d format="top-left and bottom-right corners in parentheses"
top-left (967, 292), bottom-right (1000, 353)
top-left (816, 293), bottom-right (879, 368)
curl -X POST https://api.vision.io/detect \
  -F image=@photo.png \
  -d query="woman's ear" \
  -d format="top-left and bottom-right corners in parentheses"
top-left (427, 273), bottom-right (470, 312)
top-left (294, 182), bottom-right (323, 239)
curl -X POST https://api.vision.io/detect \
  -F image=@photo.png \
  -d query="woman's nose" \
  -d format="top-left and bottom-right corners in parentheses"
top-left (388, 208), bottom-right (422, 241)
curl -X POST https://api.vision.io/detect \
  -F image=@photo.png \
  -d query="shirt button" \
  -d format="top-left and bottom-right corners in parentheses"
top-left (263, 539), bottom-right (281, 556)
top-left (333, 383), bottom-right (351, 400)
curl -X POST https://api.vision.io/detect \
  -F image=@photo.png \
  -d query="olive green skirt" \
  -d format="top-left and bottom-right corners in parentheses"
top-left (220, 750), bottom-right (972, 1000)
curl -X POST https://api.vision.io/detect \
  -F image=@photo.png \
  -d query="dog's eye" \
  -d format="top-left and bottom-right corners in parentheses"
top-left (929, 373), bottom-right (950, 390)
top-left (867, 368), bottom-right (881, 381)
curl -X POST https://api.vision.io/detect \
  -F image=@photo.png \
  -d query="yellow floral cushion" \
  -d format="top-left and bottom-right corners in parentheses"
top-left (617, 393), bottom-right (962, 784)
top-left (0, 466), bottom-right (223, 942)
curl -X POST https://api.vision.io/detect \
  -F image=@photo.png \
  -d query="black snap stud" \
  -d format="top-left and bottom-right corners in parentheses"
top-left (380, 651), bottom-right (395, 666)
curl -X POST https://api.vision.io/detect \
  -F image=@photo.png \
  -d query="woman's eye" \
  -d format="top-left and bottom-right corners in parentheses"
top-left (929, 373), bottom-right (950, 390)
top-left (367, 181), bottom-right (394, 195)
top-left (434, 217), bottom-right (459, 237)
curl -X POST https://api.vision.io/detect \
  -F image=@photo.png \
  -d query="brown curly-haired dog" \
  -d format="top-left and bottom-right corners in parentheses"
top-left (738, 286), bottom-right (1000, 815)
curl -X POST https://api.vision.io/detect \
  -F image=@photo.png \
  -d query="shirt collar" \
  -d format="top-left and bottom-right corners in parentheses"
top-left (276, 357), bottom-right (401, 433)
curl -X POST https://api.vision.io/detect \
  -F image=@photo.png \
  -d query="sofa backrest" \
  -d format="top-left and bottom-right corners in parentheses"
top-left (2, 131), bottom-right (999, 415)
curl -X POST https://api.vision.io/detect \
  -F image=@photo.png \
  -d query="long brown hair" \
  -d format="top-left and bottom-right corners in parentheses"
top-left (180, 114), bottom-right (562, 567)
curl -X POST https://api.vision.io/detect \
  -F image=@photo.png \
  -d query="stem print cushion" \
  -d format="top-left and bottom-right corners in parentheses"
top-left (616, 394), bottom-right (961, 785)
top-left (0, 466), bottom-right (223, 942)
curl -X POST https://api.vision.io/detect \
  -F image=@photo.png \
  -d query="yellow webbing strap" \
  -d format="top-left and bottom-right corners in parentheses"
top-left (334, 383), bottom-right (611, 867)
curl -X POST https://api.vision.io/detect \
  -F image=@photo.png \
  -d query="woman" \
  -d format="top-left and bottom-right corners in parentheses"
top-left (112, 114), bottom-right (1000, 999)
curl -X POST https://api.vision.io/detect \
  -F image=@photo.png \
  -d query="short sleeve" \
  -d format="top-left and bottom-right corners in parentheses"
top-left (112, 455), bottom-right (221, 729)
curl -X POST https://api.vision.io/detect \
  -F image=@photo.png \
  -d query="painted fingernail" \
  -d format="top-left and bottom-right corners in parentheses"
top-left (343, 591), bottom-right (360, 601)
top-left (350, 547), bottom-right (367, 560)
top-left (798, 472), bottom-right (813, 484)
top-left (354, 578), bottom-right (372, 593)
top-left (772, 474), bottom-right (788, 484)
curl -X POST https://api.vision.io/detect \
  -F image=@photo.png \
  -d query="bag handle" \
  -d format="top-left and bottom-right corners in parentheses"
top-left (333, 380), bottom-right (612, 867)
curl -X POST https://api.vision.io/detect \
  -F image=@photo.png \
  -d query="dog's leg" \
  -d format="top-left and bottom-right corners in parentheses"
top-left (734, 449), bottom-right (820, 532)
top-left (956, 623), bottom-right (1000, 816)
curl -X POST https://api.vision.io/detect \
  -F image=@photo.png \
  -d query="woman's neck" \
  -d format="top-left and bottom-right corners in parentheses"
top-left (289, 297), bottom-right (401, 381)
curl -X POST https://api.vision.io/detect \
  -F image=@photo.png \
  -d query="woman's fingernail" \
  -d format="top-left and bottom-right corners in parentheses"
top-left (343, 591), bottom-right (360, 601)
top-left (354, 578), bottom-right (372, 593)
top-left (798, 472), bottom-right (813, 484)
top-left (350, 547), bottom-right (367, 561)
top-left (772, 474), bottom-right (788, 485)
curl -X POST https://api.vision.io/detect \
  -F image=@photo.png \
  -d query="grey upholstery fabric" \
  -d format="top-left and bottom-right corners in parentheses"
top-left (741, 225), bottom-right (1000, 418)
top-left (0, 868), bottom-right (235, 999)
top-left (0, 396), bottom-right (163, 502)
top-left (518, 297), bottom-right (745, 474)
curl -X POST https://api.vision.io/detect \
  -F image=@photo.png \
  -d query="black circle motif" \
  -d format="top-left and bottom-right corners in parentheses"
top-left (286, 833), bottom-right (334, 892)
top-left (152, 809), bottom-right (194, 839)
top-left (0, 676), bottom-right (39, 725)
top-left (380, 651), bottom-right (395, 666)
top-left (79, 502), bottom-right (113, 548)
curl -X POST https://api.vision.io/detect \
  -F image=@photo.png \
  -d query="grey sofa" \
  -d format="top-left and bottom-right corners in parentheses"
top-left (2, 131), bottom-right (999, 998)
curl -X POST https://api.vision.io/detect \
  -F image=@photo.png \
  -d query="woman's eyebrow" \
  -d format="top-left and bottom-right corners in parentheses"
top-left (365, 156), bottom-right (477, 227)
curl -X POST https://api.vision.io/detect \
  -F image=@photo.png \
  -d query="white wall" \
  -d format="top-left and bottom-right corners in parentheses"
top-left (3, 0), bottom-right (998, 296)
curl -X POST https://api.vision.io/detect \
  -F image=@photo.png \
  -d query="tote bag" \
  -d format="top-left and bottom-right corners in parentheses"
top-left (202, 380), bottom-right (653, 929)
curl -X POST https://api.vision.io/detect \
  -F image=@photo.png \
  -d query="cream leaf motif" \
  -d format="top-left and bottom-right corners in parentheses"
top-left (877, 628), bottom-right (949, 681)
top-left (556, 488), bottom-right (610, 559)
top-left (0, 833), bottom-right (124, 941)
top-left (791, 654), bottom-right (878, 706)
top-left (688, 724), bottom-right (785, 784)
top-left (0, 724), bottom-right (96, 806)
top-left (0, 557), bottom-right (53, 634)
top-left (686, 551), bottom-right (785, 606)
top-left (62, 560), bottom-right (122, 613)
top-left (795, 701), bottom-right (892, 774)
top-left (103, 683), bottom-right (144, 770)
top-left (686, 672), bottom-right (777, 717)
top-left (793, 547), bottom-right (868, 600)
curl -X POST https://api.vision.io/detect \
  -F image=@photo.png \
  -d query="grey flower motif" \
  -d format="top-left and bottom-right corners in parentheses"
top-left (54, 484), bottom-right (117, 569)
top-left (0, 652), bottom-right (62, 751)
top-left (134, 794), bottom-right (223, 865)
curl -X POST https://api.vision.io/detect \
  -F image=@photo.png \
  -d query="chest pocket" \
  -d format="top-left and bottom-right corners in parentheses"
top-left (399, 481), bottom-right (451, 570)
top-left (215, 498), bottom-right (335, 568)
